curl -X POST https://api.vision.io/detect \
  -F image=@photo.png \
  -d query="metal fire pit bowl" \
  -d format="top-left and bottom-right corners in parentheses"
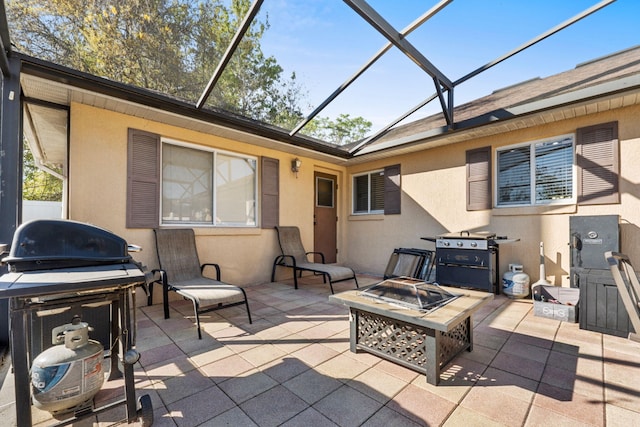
top-left (360, 277), bottom-right (460, 313)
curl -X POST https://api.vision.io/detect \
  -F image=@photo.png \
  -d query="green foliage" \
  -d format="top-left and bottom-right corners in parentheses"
top-left (7, 0), bottom-right (371, 145)
top-left (307, 114), bottom-right (373, 145)
top-left (22, 145), bottom-right (63, 201)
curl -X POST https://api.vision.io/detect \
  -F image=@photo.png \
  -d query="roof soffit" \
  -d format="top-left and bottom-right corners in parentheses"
top-left (19, 70), bottom-right (350, 167)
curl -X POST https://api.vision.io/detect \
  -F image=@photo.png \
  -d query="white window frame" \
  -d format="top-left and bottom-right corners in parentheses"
top-left (352, 169), bottom-right (384, 214)
top-left (495, 134), bottom-right (576, 207)
top-left (160, 138), bottom-right (258, 227)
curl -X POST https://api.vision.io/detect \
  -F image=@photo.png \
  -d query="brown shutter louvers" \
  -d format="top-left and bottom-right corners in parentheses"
top-left (466, 146), bottom-right (492, 211)
top-left (126, 128), bottom-right (160, 228)
top-left (577, 122), bottom-right (619, 205)
top-left (261, 157), bottom-right (279, 228)
top-left (384, 164), bottom-right (401, 215)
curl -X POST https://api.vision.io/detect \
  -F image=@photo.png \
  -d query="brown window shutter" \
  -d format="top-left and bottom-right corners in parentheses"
top-left (577, 122), bottom-right (619, 205)
top-left (384, 164), bottom-right (401, 215)
top-left (466, 146), bottom-right (491, 211)
top-left (261, 157), bottom-right (279, 228)
top-left (126, 128), bottom-right (160, 228)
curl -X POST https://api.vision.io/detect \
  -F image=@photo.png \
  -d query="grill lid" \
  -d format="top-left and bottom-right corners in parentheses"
top-left (437, 231), bottom-right (496, 240)
top-left (2, 219), bottom-right (132, 272)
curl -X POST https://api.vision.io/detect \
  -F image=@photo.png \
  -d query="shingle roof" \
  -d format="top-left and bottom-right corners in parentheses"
top-left (375, 45), bottom-right (640, 144)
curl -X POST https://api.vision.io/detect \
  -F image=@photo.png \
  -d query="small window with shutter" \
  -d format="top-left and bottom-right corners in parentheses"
top-left (126, 128), bottom-right (261, 228)
top-left (352, 164), bottom-right (401, 215)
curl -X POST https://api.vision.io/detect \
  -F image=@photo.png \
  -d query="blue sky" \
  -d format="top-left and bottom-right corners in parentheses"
top-left (254, 0), bottom-right (639, 131)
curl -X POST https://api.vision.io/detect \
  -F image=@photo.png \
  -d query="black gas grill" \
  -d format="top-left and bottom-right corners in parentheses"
top-left (0, 219), bottom-right (152, 426)
top-left (434, 231), bottom-right (506, 293)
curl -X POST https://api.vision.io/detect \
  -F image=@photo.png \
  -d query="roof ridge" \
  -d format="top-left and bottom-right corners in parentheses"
top-left (575, 44), bottom-right (640, 68)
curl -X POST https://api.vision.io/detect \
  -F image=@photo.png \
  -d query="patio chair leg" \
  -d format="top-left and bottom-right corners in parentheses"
top-left (240, 288), bottom-right (253, 324)
top-left (147, 282), bottom-right (154, 306)
top-left (191, 299), bottom-right (202, 340)
top-left (163, 283), bottom-right (170, 319)
top-left (354, 276), bottom-right (359, 289)
top-left (328, 275), bottom-right (335, 294)
top-left (293, 268), bottom-right (299, 289)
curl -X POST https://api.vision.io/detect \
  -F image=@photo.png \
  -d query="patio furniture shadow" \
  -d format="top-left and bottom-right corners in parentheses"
top-left (82, 301), bottom-right (640, 427)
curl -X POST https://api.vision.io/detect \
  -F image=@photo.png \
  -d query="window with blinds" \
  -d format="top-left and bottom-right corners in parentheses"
top-left (497, 135), bottom-right (574, 207)
top-left (353, 169), bottom-right (385, 214)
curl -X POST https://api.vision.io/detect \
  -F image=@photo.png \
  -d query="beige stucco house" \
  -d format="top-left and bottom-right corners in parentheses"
top-left (9, 45), bottom-right (640, 300)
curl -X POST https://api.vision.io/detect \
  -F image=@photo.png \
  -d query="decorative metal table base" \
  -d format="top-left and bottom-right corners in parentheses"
top-left (350, 308), bottom-right (472, 385)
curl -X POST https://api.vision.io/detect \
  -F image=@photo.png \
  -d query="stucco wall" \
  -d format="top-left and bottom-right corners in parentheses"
top-left (344, 106), bottom-right (640, 287)
top-left (68, 103), bottom-right (347, 287)
top-left (68, 102), bottom-right (640, 291)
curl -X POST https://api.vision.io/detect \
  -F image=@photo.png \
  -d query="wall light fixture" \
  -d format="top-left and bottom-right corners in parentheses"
top-left (291, 157), bottom-right (301, 178)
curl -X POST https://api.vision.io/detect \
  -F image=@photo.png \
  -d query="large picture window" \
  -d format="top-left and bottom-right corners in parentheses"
top-left (161, 141), bottom-right (257, 226)
top-left (353, 170), bottom-right (385, 214)
top-left (497, 135), bottom-right (574, 207)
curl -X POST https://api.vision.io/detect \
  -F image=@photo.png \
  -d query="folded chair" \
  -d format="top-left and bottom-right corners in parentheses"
top-left (150, 228), bottom-right (252, 339)
top-left (605, 251), bottom-right (640, 342)
top-left (271, 226), bottom-right (358, 294)
top-left (383, 248), bottom-right (436, 282)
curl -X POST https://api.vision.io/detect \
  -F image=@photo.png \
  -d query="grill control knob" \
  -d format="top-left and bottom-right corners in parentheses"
top-left (470, 242), bottom-right (477, 248)
top-left (456, 241), bottom-right (463, 247)
top-left (443, 241), bottom-right (450, 246)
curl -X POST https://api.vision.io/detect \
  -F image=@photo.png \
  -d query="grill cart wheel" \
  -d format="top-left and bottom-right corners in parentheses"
top-left (137, 394), bottom-right (153, 426)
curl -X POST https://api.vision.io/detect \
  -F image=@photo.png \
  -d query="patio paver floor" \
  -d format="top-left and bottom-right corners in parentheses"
top-left (0, 273), bottom-right (638, 426)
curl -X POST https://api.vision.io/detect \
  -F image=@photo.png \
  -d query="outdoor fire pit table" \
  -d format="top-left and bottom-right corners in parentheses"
top-left (329, 278), bottom-right (493, 385)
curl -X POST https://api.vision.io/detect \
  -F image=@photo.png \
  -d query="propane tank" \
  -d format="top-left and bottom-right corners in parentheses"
top-left (31, 316), bottom-right (104, 415)
top-left (502, 264), bottom-right (531, 298)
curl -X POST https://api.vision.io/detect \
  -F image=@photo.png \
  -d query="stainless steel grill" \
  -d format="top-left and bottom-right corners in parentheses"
top-left (434, 231), bottom-right (503, 293)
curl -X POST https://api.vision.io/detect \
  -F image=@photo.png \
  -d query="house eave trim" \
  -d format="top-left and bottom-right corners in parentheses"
top-left (14, 52), bottom-right (352, 159)
top-left (355, 73), bottom-right (640, 156)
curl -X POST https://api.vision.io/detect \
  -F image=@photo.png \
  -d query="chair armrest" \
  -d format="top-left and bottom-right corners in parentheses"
top-left (306, 251), bottom-right (325, 263)
top-left (150, 269), bottom-right (168, 286)
top-left (201, 263), bottom-right (221, 280)
top-left (275, 254), bottom-right (297, 268)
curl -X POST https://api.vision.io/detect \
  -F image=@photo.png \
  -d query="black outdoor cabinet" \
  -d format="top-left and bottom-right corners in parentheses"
top-left (570, 214), bottom-right (620, 279)
top-left (569, 215), bottom-right (635, 337)
top-left (576, 267), bottom-right (634, 337)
